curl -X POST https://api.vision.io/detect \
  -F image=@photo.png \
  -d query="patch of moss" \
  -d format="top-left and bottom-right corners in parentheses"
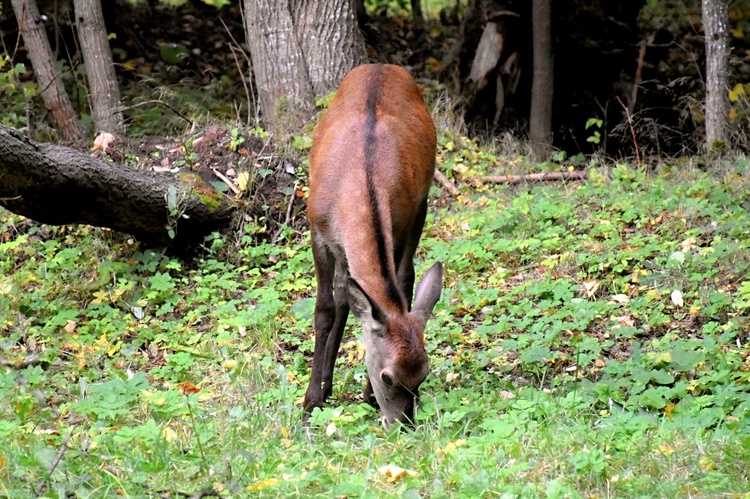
top-left (177, 172), bottom-right (223, 211)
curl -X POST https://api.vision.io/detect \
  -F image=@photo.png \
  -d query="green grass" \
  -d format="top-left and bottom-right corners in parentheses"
top-left (1, 145), bottom-right (750, 497)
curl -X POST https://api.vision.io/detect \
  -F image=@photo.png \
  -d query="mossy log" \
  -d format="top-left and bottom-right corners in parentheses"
top-left (0, 124), bottom-right (235, 247)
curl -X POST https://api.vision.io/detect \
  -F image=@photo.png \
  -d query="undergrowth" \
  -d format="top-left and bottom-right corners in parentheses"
top-left (1, 142), bottom-right (749, 497)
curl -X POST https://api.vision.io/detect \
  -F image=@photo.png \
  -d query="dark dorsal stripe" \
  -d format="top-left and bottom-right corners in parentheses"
top-left (363, 67), bottom-right (405, 313)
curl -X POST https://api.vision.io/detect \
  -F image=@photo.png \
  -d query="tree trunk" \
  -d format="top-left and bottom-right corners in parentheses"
top-left (0, 124), bottom-right (234, 246)
top-left (701, 0), bottom-right (729, 148)
top-left (244, 0), bottom-right (315, 135)
top-left (529, 0), bottom-right (553, 160)
top-left (243, 0), bottom-right (366, 135)
top-left (411, 0), bottom-right (424, 28)
top-left (293, 0), bottom-right (366, 96)
top-left (73, 0), bottom-right (125, 135)
top-left (10, 0), bottom-right (84, 143)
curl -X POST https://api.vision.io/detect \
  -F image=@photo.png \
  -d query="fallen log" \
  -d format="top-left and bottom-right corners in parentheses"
top-left (0, 124), bottom-right (235, 247)
top-left (470, 170), bottom-right (588, 185)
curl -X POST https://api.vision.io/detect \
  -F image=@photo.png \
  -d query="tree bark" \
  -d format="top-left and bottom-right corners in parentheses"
top-left (243, 0), bottom-right (365, 135)
top-left (411, 0), bottom-right (424, 27)
top-left (0, 124), bottom-right (234, 246)
top-left (529, 0), bottom-right (553, 160)
top-left (244, 0), bottom-right (315, 134)
top-left (701, 0), bottom-right (729, 148)
top-left (73, 0), bottom-right (125, 135)
top-left (293, 0), bottom-right (366, 96)
top-left (10, 0), bottom-right (84, 143)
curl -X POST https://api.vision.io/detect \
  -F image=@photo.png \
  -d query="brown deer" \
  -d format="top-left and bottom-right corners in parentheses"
top-left (303, 64), bottom-right (443, 428)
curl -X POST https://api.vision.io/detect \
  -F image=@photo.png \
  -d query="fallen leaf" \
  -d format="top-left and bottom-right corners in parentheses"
top-left (326, 422), bottom-right (336, 436)
top-left (615, 315), bottom-right (635, 327)
top-left (162, 426), bottom-right (177, 442)
top-left (659, 444), bottom-right (675, 455)
top-left (246, 478), bottom-right (278, 492)
top-left (610, 294), bottom-right (629, 304)
top-left (671, 289), bottom-right (684, 307)
top-left (583, 279), bottom-right (600, 298)
top-left (178, 382), bottom-right (201, 395)
top-left (664, 403), bottom-right (675, 419)
top-left (237, 171), bottom-right (251, 192)
top-left (378, 464), bottom-right (418, 482)
top-left (92, 132), bottom-right (116, 153)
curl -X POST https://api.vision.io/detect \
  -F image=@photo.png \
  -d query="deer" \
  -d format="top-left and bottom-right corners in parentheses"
top-left (302, 64), bottom-right (443, 429)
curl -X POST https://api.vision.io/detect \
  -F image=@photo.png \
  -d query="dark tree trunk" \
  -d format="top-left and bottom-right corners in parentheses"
top-left (701, 0), bottom-right (729, 148)
top-left (411, 0), bottom-right (424, 27)
top-left (529, 0), bottom-right (553, 160)
top-left (10, 0), bottom-right (84, 143)
top-left (73, 0), bottom-right (125, 135)
top-left (0, 124), bottom-right (234, 246)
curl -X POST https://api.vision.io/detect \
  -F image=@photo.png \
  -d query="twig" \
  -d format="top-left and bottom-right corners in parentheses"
top-left (36, 429), bottom-right (74, 496)
top-left (271, 183), bottom-right (298, 243)
top-left (469, 171), bottom-right (588, 185)
top-left (211, 168), bottom-right (239, 195)
top-left (434, 169), bottom-right (460, 195)
top-left (616, 96), bottom-right (641, 167)
top-left (219, 16), bottom-right (256, 127)
top-left (630, 35), bottom-right (652, 115)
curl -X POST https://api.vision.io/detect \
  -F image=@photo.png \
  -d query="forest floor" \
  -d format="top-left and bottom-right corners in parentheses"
top-left (1, 3), bottom-right (750, 497)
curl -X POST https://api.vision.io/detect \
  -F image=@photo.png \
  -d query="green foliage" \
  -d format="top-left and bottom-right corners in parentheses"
top-left (585, 117), bottom-right (603, 145)
top-left (1, 151), bottom-right (749, 496)
top-left (0, 57), bottom-right (36, 130)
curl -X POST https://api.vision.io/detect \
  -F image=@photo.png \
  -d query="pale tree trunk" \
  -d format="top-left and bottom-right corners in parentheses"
top-left (293, 0), bottom-right (367, 96)
top-left (244, 0), bottom-right (366, 135)
top-left (529, 0), bottom-right (553, 161)
top-left (73, 0), bottom-right (125, 135)
top-left (244, 0), bottom-right (315, 134)
top-left (701, 0), bottom-right (729, 148)
top-left (10, 0), bottom-right (84, 143)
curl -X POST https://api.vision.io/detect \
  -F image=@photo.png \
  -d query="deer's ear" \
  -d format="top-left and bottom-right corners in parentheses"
top-left (412, 262), bottom-right (443, 324)
top-left (348, 278), bottom-right (388, 336)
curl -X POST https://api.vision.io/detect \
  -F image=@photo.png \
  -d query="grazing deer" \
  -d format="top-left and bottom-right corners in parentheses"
top-left (303, 64), bottom-right (443, 429)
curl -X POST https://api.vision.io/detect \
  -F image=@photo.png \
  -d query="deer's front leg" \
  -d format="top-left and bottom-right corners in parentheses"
top-left (303, 236), bottom-right (336, 418)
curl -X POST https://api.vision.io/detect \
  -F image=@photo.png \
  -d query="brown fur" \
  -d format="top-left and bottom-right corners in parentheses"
top-left (303, 64), bottom-right (439, 427)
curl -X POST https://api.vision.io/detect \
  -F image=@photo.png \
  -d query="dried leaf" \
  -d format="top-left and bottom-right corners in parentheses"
top-left (583, 279), bottom-right (600, 298)
top-left (326, 422), bottom-right (336, 436)
top-left (610, 294), bottom-right (629, 304)
top-left (92, 132), bottom-right (116, 153)
top-left (659, 444), bottom-right (676, 455)
top-left (378, 464), bottom-right (418, 482)
top-left (246, 478), bottom-right (278, 492)
top-left (671, 289), bottom-right (684, 307)
top-left (162, 426), bottom-right (177, 442)
top-left (178, 382), bottom-right (201, 395)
